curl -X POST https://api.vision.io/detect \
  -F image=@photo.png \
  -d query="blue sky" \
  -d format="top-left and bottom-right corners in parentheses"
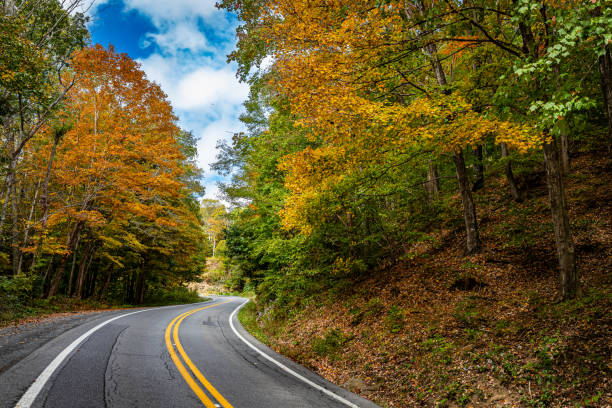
top-left (87, 0), bottom-right (249, 201)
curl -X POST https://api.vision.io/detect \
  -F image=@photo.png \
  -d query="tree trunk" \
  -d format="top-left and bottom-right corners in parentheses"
top-left (471, 144), bottom-right (484, 191)
top-left (30, 134), bottom-right (61, 273)
top-left (560, 129), bottom-right (570, 174)
top-left (47, 254), bottom-right (69, 299)
top-left (16, 180), bottom-right (41, 274)
top-left (598, 44), bottom-right (612, 146)
top-left (542, 140), bottom-right (578, 299)
top-left (67, 231), bottom-right (81, 296)
top-left (425, 160), bottom-right (440, 200)
top-left (10, 165), bottom-right (19, 274)
top-left (47, 222), bottom-right (82, 298)
top-left (0, 183), bottom-right (9, 234)
top-left (135, 267), bottom-right (147, 305)
top-left (74, 243), bottom-right (93, 299)
top-left (86, 261), bottom-right (97, 298)
top-left (453, 149), bottom-right (481, 254)
top-left (125, 272), bottom-right (136, 304)
top-left (0, 134), bottom-right (15, 233)
top-left (11, 94), bottom-right (26, 274)
top-left (40, 258), bottom-right (53, 293)
top-left (74, 253), bottom-right (88, 299)
top-left (99, 268), bottom-right (112, 300)
top-left (425, 43), bottom-right (448, 88)
top-left (500, 143), bottom-right (522, 202)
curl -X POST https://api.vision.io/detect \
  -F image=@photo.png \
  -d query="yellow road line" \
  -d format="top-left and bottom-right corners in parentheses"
top-left (164, 301), bottom-right (233, 408)
top-left (173, 303), bottom-right (233, 408)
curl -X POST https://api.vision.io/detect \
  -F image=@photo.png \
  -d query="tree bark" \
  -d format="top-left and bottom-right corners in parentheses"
top-left (40, 257), bottom-right (53, 293)
top-left (74, 242), bottom-right (93, 299)
top-left (47, 222), bottom-right (82, 298)
top-left (47, 253), bottom-right (68, 298)
top-left (11, 93), bottom-right (26, 274)
top-left (425, 43), bottom-right (448, 88)
top-left (135, 267), bottom-right (147, 305)
top-left (560, 129), bottom-right (570, 174)
top-left (16, 180), bottom-right (41, 274)
top-left (0, 133), bottom-right (15, 233)
top-left (99, 267), bottom-right (112, 300)
top-left (471, 144), bottom-right (484, 191)
top-left (10, 162), bottom-right (19, 274)
top-left (453, 149), bottom-right (481, 254)
top-left (30, 133), bottom-right (61, 273)
top-left (67, 231), bottom-right (81, 296)
top-left (500, 143), bottom-right (522, 202)
top-left (542, 140), bottom-right (578, 299)
top-left (598, 44), bottom-right (612, 146)
top-left (86, 265), bottom-right (98, 298)
top-left (425, 160), bottom-right (440, 200)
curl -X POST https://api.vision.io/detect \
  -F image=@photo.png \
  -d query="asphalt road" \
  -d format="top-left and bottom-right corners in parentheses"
top-left (0, 297), bottom-right (379, 408)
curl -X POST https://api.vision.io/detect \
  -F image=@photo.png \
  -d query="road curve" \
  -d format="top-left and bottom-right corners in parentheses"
top-left (0, 297), bottom-right (379, 408)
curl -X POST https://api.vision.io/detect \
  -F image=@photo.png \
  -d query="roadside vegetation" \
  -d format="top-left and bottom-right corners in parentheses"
top-left (0, 1), bottom-right (209, 324)
top-left (236, 154), bottom-right (610, 406)
top-left (0, 286), bottom-right (203, 327)
top-left (211, 0), bottom-right (611, 406)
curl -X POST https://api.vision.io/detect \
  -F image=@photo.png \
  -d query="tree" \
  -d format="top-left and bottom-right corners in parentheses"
top-left (0, 0), bottom-right (88, 274)
top-left (220, 0), bottom-right (608, 298)
top-left (201, 200), bottom-right (229, 257)
top-left (18, 45), bottom-right (205, 301)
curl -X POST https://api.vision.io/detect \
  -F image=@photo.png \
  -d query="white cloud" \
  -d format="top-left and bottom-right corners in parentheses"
top-left (175, 68), bottom-right (249, 110)
top-left (91, 0), bottom-right (247, 203)
top-left (91, 0), bottom-right (218, 21)
top-left (136, 51), bottom-right (249, 130)
top-left (122, 0), bottom-right (218, 22)
top-left (196, 118), bottom-right (243, 175)
top-left (137, 53), bottom-right (248, 128)
top-left (260, 55), bottom-right (275, 71)
top-left (147, 23), bottom-right (209, 53)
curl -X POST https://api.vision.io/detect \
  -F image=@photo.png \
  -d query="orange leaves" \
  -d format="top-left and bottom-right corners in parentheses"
top-left (27, 46), bottom-right (199, 258)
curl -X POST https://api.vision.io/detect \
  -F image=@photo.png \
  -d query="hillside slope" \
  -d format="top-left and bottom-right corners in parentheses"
top-left (240, 152), bottom-right (611, 408)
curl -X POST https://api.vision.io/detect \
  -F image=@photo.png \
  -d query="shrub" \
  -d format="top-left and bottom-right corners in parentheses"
top-left (311, 328), bottom-right (347, 359)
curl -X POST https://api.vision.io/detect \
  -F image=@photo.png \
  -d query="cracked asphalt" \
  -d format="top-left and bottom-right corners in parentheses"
top-left (0, 297), bottom-right (379, 408)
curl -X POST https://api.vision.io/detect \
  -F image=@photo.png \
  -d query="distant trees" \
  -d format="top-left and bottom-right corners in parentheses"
top-left (201, 200), bottom-right (229, 257)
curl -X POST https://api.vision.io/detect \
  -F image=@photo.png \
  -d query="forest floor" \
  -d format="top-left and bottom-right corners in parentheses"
top-left (240, 151), bottom-right (612, 408)
top-left (0, 289), bottom-right (204, 328)
top-left (0, 297), bottom-right (121, 328)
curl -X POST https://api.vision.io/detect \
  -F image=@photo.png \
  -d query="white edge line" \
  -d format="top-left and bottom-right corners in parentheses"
top-left (228, 299), bottom-right (361, 408)
top-left (14, 309), bottom-right (147, 408)
top-left (14, 300), bottom-right (211, 408)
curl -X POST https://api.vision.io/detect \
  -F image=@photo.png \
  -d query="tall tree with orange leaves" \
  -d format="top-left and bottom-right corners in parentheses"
top-left (17, 46), bottom-right (205, 301)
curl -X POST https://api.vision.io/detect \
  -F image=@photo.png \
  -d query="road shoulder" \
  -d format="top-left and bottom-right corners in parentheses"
top-left (229, 298), bottom-right (380, 408)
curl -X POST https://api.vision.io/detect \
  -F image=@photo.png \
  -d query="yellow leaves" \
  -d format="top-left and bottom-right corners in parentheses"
top-left (0, 71), bottom-right (15, 81)
top-left (122, 233), bottom-right (147, 252)
top-left (101, 252), bottom-right (124, 268)
top-left (257, 0), bottom-right (548, 238)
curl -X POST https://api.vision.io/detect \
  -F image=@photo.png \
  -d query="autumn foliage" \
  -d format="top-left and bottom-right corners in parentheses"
top-left (216, 0), bottom-right (611, 300)
top-left (211, 0), bottom-right (611, 405)
top-left (0, 2), bottom-right (206, 305)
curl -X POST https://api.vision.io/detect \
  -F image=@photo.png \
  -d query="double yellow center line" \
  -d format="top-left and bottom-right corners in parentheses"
top-left (164, 301), bottom-right (234, 408)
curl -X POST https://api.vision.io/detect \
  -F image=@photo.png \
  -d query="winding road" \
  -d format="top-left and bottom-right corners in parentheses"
top-left (0, 297), bottom-right (379, 408)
